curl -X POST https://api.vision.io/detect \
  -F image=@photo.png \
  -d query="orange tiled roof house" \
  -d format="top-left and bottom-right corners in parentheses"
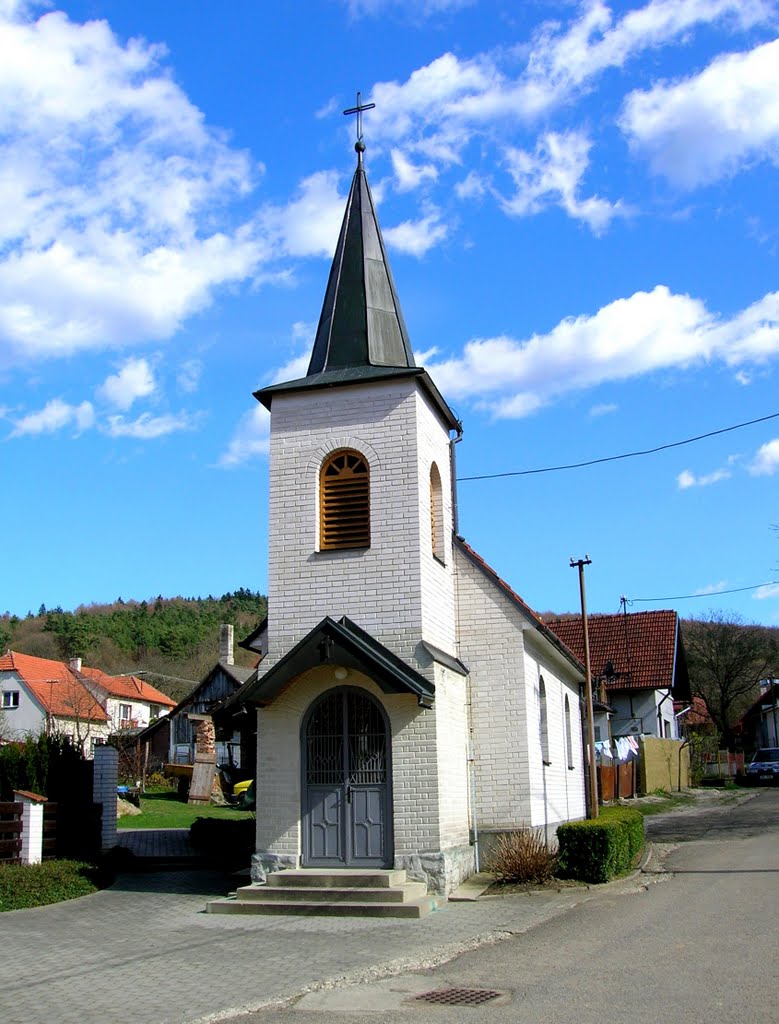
top-left (0, 650), bottom-right (174, 755)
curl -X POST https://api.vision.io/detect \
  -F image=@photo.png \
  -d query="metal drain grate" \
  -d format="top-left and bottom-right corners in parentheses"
top-left (413, 987), bottom-right (503, 1006)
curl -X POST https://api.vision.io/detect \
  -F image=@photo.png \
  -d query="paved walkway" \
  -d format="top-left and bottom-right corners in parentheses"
top-left (117, 828), bottom-right (199, 861)
top-left (0, 790), bottom-right (755, 1024)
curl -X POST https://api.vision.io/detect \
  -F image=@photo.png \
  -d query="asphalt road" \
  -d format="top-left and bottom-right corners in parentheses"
top-left (235, 788), bottom-right (779, 1024)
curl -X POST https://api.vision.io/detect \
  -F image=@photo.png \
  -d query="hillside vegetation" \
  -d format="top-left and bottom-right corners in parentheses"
top-left (0, 590), bottom-right (266, 702)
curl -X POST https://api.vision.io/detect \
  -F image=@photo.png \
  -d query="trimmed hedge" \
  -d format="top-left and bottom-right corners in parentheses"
top-left (0, 860), bottom-right (99, 912)
top-left (557, 807), bottom-right (644, 883)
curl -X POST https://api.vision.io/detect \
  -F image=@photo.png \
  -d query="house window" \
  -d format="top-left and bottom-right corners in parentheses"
top-left (119, 703), bottom-right (133, 727)
top-left (539, 678), bottom-right (550, 765)
top-left (2, 690), bottom-right (20, 710)
top-left (430, 463), bottom-right (444, 563)
top-left (564, 694), bottom-right (574, 769)
top-left (319, 450), bottom-right (370, 550)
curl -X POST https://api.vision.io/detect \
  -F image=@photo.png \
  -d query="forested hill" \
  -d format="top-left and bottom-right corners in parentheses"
top-left (0, 590), bottom-right (267, 703)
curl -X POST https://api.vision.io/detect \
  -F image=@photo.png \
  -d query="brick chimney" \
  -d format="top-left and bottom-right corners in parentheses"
top-left (219, 624), bottom-right (234, 666)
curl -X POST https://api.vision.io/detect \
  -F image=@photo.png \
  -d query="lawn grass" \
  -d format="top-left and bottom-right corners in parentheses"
top-left (117, 790), bottom-right (254, 830)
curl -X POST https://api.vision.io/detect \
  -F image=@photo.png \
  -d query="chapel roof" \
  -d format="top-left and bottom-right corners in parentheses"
top-left (255, 147), bottom-right (460, 432)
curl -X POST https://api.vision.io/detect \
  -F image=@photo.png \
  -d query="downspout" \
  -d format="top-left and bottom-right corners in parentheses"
top-left (449, 421), bottom-right (463, 536)
top-left (450, 421), bottom-right (479, 870)
top-left (678, 737), bottom-right (690, 792)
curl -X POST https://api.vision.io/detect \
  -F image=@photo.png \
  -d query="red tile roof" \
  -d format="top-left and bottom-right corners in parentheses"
top-left (78, 666), bottom-right (176, 707)
top-left (544, 610), bottom-right (688, 696)
top-left (0, 651), bottom-right (109, 721)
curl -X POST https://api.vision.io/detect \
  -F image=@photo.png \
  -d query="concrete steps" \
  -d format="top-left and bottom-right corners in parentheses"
top-left (206, 868), bottom-right (445, 919)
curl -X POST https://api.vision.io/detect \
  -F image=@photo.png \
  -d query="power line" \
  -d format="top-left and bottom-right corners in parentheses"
top-left (627, 581), bottom-right (779, 603)
top-left (457, 411), bottom-right (779, 482)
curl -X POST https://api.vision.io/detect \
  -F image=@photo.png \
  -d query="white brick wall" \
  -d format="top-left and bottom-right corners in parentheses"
top-left (454, 546), bottom-right (586, 832)
top-left (254, 667), bottom-right (450, 861)
top-left (265, 379), bottom-right (458, 667)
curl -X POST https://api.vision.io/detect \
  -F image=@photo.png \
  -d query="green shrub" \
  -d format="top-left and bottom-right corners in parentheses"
top-left (557, 807), bottom-right (644, 883)
top-left (487, 827), bottom-right (557, 883)
top-left (0, 860), bottom-right (99, 912)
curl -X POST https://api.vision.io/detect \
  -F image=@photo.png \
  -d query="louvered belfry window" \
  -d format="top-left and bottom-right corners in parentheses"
top-left (320, 450), bottom-right (371, 550)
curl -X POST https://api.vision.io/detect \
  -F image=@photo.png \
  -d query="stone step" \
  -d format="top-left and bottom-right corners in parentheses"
top-left (235, 881), bottom-right (429, 903)
top-left (206, 894), bottom-right (444, 919)
top-left (265, 868), bottom-right (408, 889)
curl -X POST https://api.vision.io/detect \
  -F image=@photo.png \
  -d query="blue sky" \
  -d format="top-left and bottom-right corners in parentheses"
top-left (2, 0), bottom-right (779, 627)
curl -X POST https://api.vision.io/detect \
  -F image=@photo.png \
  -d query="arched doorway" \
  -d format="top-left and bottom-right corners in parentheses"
top-left (302, 687), bottom-right (392, 868)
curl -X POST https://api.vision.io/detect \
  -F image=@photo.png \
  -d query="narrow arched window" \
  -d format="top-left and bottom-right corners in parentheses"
top-left (564, 694), bottom-right (574, 769)
top-left (430, 462), bottom-right (444, 563)
top-left (539, 677), bottom-right (550, 766)
top-left (320, 450), bottom-right (370, 550)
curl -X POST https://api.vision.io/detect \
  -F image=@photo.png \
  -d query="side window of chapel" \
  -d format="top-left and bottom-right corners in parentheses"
top-left (430, 462), bottom-right (444, 563)
top-left (319, 450), bottom-right (371, 550)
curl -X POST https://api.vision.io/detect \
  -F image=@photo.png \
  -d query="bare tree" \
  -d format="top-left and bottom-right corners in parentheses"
top-left (684, 612), bottom-right (778, 742)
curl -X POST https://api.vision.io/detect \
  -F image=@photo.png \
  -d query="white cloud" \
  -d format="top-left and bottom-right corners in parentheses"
top-left (455, 171), bottom-right (487, 200)
top-left (218, 404), bottom-right (270, 467)
top-left (105, 411), bottom-right (195, 439)
top-left (10, 397), bottom-right (94, 436)
top-left (694, 580), bottom-right (729, 595)
top-left (98, 357), bottom-right (156, 410)
top-left (366, 1), bottom-right (769, 157)
top-left (499, 132), bottom-right (627, 233)
top-left (0, 5), bottom-right (267, 364)
top-left (390, 150), bottom-right (438, 192)
top-left (621, 38), bottom-right (779, 187)
top-left (754, 583), bottom-right (779, 600)
top-left (427, 285), bottom-right (779, 417)
top-left (589, 402), bottom-right (618, 417)
top-left (677, 467), bottom-right (731, 489)
top-left (384, 209), bottom-right (448, 256)
top-left (345, 0), bottom-right (474, 18)
top-left (259, 171), bottom-right (345, 259)
top-left (748, 437), bottom-right (779, 476)
top-left (176, 358), bottom-right (202, 394)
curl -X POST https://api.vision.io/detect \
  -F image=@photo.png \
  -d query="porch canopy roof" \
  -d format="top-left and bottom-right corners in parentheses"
top-left (221, 615), bottom-right (435, 710)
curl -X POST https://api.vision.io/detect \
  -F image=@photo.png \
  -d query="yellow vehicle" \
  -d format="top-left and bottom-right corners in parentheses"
top-left (233, 778), bottom-right (255, 808)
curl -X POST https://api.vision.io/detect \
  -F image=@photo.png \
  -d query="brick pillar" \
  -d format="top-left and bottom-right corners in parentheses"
top-left (93, 744), bottom-right (119, 850)
top-left (14, 790), bottom-right (46, 865)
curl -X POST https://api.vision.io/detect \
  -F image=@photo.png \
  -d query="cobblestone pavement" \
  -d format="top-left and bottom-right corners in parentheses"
top-left (0, 869), bottom-right (599, 1024)
top-left (1, 791), bottom-right (751, 1024)
top-left (117, 827), bottom-right (199, 859)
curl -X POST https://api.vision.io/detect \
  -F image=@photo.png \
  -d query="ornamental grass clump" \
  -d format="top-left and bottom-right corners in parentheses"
top-left (487, 827), bottom-right (557, 884)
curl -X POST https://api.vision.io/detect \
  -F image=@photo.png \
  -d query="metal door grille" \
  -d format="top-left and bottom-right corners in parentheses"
top-left (348, 693), bottom-right (386, 784)
top-left (307, 692), bottom-right (343, 785)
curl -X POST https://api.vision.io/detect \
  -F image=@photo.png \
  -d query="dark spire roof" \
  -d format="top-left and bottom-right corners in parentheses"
top-left (255, 148), bottom-right (460, 432)
top-left (307, 151), bottom-right (415, 374)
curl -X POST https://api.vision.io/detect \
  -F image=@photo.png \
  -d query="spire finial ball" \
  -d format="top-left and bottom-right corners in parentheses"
top-left (355, 139), bottom-right (366, 153)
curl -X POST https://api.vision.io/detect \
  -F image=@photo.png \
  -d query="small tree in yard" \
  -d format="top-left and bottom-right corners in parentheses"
top-left (684, 612), bottom-right (778, 745)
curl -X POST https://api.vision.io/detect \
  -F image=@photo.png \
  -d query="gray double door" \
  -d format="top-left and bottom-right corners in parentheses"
top-left (303, 688), bottom-right (391, 868)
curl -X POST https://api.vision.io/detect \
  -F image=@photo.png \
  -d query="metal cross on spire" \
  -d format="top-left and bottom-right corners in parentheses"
top-left (343, 91), bottom-right (375, 155)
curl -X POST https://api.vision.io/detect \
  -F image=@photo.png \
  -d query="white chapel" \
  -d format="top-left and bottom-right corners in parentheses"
top-left (223, 137), bottom-right (587, 897)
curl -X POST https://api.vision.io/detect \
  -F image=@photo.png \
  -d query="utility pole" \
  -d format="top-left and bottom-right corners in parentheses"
top-left (570, 556), bottom-right (599, 819)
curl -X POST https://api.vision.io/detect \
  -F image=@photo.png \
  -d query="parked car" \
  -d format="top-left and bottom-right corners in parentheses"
top-left (745, 747), bottom-right (779, 785)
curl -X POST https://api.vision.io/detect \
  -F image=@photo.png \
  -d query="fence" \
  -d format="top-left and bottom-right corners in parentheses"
top-left (598, 760), bottom-right (637, 802)
top-left (702, 750), bottom-right (744, 779)
top-left (0, 792), bottom-right (58, 865)
top-left (0, 800), bottom-right (22, 863)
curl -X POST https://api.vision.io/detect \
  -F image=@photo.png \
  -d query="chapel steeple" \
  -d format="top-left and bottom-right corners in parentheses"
top-left (255, 101), bottom-right (458, 433)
